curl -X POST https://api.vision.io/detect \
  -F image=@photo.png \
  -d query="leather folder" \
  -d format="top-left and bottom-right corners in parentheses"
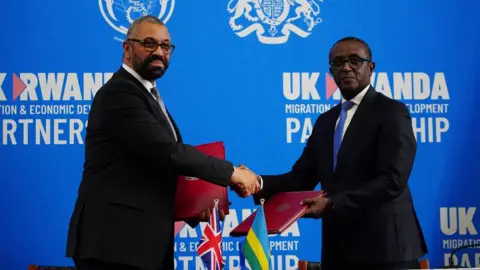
top-left (174, 141), bottom-right (229, 221)
top-left (230, 190), bottom-right (327, 236)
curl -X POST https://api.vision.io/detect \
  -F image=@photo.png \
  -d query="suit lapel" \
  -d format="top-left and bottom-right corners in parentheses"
top-left (166, 109), bottom-right (182, 142)
top-left (149, 97), bottom-right (182, 142)
top-left (116, 67), bottom-right (181, 142)
top-left (146, 95), bottom-right (170, 129)
top-left (335, 87), bottom-right (377, 170)
top-left (150, 98), bottom-right (181, 142)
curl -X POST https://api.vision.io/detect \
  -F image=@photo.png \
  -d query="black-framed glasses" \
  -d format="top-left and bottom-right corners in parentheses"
top-left (127, 38), bottom-right (175, 54)
top-left (329, 57), bottom-right (370, 70)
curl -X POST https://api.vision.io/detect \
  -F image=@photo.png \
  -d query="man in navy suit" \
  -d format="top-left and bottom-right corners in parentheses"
top-left (66, 15), bottom-right (258, 270)
top-left (239, 37), bottom-right (428, 270)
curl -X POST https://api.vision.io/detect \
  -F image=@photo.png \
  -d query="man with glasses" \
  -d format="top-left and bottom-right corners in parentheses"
top-left (241, 37), bottom-right (428, 269)
top-left (65, 15), bottom-right (259, 270)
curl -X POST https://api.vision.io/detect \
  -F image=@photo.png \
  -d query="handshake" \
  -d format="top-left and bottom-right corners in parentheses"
top-left (195, 164), bottom-right (332, 223)
top-left (230, 165), bottom-right (260, 198)
top-left (194, 164), bottom-right (259, 223)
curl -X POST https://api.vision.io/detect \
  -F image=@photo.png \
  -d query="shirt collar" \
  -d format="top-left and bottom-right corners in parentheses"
top-left (122, 63), bottom-right (156, 90)
top-left (341, 84), bottom-right (370, 106)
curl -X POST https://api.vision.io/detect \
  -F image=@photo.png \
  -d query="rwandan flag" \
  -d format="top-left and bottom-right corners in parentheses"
top-left (240, 200), bottom-right (271, 270)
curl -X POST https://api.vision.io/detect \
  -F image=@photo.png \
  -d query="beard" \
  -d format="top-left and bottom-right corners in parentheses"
top-left (133, 53), bottom-right (169, 81)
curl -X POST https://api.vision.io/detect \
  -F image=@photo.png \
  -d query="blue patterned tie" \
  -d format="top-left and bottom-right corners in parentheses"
top-left (333, 101), bottom-right (354, 169)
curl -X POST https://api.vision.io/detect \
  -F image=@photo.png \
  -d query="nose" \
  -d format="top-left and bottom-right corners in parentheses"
top-left (151, 45), bottom-right (165, 57)
top-left (341, 61), bottom-right (353, 71)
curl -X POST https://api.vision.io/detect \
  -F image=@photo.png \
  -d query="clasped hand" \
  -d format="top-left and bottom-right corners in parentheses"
top-left (194, 165), bottom-right (259, 223)
top-left (230, 164), bottom-right (260, 198)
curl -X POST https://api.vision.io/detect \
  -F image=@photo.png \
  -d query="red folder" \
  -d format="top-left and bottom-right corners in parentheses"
top-left (174, 141), bottom-right (229, 221)
top-left (229, 190), bottom-right (327, 236)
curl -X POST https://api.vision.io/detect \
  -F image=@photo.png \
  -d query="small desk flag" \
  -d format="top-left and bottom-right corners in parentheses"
top-left (197, 199), bottom-right (225, 270)
top-left (240, 199), bottom-right (271, 270)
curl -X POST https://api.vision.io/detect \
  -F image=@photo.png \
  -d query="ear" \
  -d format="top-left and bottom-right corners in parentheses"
top-left (122, 41), bottom-right (131, 59)
top-left (370, 61), bottom-right (375, 72)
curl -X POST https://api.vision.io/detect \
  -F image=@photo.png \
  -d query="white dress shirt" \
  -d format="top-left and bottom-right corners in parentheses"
top-left (122, 63), bottom-right (178, 141)
top-left (336, 84), bottom-right (370, 140)
top-left (122, 63), bottom-right (156, 97)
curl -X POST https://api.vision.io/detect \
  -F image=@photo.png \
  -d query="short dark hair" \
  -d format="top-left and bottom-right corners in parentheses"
top-left (126, 15), bottom-right (165, 39)
top-left (329, 36), bottom-right (372, 60)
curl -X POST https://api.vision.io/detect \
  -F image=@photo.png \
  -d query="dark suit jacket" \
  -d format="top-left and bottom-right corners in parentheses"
top-left (255, 87), bottom-right (427, 266)
top-left (66, 67), bottom-right (234, 269)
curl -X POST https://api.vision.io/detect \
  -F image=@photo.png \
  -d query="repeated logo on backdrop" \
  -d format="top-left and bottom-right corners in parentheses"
top-left (227, 0), bottom-right (323, 44)
top-left (284, 71), bottom-right (451, 144)
top-left (0, 71), bottom-right (450, 146)
top-left (0, 72), bottom-right (112, 146)
top-left (99, 0), bottom-right (175, 42)
top-left (440, 207), bottom-right (479, 267)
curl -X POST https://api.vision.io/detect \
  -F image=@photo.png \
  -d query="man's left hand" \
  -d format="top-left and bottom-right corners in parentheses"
top-left (198, 208), bottom-right (226, 222)
top-left (197, 201), bottom-right (232, 222)
top-left (301, 197), bottom-right (331, 219)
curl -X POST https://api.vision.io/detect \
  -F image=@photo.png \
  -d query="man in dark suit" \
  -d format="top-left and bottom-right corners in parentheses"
top-left (238, 37), bottom-right (428, 270)
top-left (65, 15), bottom-right (258, 270)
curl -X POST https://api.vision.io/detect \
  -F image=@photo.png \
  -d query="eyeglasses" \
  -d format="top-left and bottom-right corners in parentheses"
top-left (127, 38), bottom-right (175, 54)
top-left (329, 57), bottom-right (370, 70)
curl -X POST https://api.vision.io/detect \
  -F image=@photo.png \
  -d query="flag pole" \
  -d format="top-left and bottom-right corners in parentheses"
top-left (214, 198), bottom-right (223, 270)
top-left (214, 198), bottom-right (219, 211)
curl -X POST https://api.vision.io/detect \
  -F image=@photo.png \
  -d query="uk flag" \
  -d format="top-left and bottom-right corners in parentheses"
top-left (197, 205), bottom-right (225, 270)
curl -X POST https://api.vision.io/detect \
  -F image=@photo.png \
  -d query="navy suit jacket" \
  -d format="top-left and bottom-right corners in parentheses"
top-left (66, 67), bottom-right (234, 269)
top-left (255, 87), bottom-right (428, 265)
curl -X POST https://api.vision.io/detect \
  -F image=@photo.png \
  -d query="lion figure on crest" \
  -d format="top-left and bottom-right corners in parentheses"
top-left (286, 0), bottom-right (322, 31)
top-left (227, 0), bottom-right (260, 31)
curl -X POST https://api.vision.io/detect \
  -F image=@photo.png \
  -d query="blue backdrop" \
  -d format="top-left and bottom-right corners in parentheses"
top-left (1, 0), bottom-right (479, 269)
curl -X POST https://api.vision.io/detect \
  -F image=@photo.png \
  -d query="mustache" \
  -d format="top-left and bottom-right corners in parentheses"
top-left (145, 55), bottom-right (168, 67)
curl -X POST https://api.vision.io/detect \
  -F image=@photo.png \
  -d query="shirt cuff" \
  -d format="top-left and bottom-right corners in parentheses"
top-left (258, 175), bottom-right (264, 190)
